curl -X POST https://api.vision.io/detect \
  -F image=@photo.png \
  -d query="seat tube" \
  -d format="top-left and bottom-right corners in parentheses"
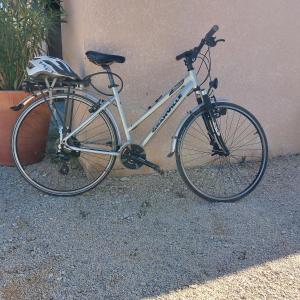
top-left (112, 87), bottom-right (131, 143)
top-left (104, 65), bottom-right (131, 143)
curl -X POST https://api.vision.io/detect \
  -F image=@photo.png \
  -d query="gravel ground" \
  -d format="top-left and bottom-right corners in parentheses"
top-left (0, 154), bottom-right (299, 300)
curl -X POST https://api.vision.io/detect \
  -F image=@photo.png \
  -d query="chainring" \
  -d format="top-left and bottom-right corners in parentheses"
top-left (120, 144), bottom-right (146, 169)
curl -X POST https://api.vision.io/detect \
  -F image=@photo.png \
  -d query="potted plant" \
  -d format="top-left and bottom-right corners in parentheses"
top-left (0, 0), bottom-right (64, 165)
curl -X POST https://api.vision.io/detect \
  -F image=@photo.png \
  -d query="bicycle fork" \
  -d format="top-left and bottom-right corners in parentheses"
top-left (196, 90), bottom-right (229, 156)
top-left (202, 112), bottom-right (229, 156)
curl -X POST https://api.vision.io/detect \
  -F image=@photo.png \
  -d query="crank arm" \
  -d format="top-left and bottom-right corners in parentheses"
top-left (131, 155), bottom-right (164, 175)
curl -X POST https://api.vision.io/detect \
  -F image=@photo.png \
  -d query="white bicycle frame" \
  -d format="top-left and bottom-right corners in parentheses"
top-left (62, 69), bottom-right (200, 156)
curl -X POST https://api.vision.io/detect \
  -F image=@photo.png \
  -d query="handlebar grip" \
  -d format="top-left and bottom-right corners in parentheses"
top-left (176, 52), bottom-right (186, 61)
top-left (205, 25), bottom-right (219, 38)
top-left (176, 49), bottom-right (193, 61)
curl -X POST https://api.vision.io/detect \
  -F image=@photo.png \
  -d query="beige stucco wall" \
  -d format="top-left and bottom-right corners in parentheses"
top-left (62, 0), bottom-right (300, 173)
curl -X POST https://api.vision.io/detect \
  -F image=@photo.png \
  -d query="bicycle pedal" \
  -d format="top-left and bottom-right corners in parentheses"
top-left (154, 166), bottom-right (165, 175)
top-left (167, 152), bottom-right (174, 158)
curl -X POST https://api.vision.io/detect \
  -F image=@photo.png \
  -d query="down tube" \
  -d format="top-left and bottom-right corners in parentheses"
top-left (141, 80), bottom-right (194, 147)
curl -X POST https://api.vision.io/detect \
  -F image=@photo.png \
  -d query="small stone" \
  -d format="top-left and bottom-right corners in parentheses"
top-left (189, 284), bottom-right (198, 289)
top-left (122, 213), bottom-right (132, 220)
top-left (120, 177), bottom-right (130, 181)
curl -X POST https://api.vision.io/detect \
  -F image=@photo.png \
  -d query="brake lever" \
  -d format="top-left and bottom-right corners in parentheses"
top-left (205, 36), bottom-right (217, 47)
top-left (206, 37), bottom-right (225, 47)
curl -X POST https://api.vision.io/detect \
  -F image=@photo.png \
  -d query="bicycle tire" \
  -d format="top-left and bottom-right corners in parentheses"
top-left (175, 102), bottom-right (268, 202)
top-left (12, 93), bottom-right (119, 196)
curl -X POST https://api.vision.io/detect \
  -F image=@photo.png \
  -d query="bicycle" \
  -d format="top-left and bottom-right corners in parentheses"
top-left (11, 25), bottom-right (268, 201)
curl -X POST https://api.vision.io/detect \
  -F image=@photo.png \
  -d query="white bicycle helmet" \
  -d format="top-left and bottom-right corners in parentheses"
top-left (26, 56), bottom-right (80, 80)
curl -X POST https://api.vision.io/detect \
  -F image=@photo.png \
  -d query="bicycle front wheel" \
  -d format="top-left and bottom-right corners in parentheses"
top-left (175, 102), bottom-right (268, 202)
top-left (12, 93), bottom-right (118, 196)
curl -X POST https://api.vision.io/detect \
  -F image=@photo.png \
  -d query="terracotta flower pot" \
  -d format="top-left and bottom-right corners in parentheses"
top-left (0, 91), bottom-right (50, 166)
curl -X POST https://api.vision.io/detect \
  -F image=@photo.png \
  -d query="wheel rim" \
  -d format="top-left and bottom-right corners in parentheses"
top-left (12, 94), bottom-right (117, 195)
top-left (177, 103), bottom-right (268, 201)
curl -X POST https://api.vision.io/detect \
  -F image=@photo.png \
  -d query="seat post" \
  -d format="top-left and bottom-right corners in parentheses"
top-left (102, 65), bottom-right (118, 88)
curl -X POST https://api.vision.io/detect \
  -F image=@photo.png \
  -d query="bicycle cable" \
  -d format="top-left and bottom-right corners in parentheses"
top-left (197, 47), bottom-right (212, 86)
top-left (84, 71), bottom-right (124, 96)
top-left (197, 49), bottom-right (209, 76)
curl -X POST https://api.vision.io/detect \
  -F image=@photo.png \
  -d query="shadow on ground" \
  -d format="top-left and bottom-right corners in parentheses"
top-left (0, 155), bottom-right (299, 299)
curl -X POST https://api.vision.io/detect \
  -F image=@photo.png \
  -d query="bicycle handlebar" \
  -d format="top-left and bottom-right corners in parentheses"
top-left (205, 25), bottom-right (219, 39)
top-left (176, 25), bottom-right (220, 61)
top-left (176, 50), bottom-right (193, 61)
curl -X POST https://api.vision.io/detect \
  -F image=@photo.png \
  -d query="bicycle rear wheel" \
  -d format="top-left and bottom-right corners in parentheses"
top-left (12, 93), bottom-right (118, 196)
top-left (175, 102), bottom-right (268, 202)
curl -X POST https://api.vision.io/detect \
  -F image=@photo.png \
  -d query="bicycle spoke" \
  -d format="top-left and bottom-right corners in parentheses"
top-left (177, 103), bottom-right (267, 202)
top-left (192, 118), bottom-right (211, 142)
top-left (13, 95), bottom-right (117, 195)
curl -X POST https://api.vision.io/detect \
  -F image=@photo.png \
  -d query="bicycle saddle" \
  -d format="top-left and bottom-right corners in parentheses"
top-left (86, 51), bottom-right (125, 66)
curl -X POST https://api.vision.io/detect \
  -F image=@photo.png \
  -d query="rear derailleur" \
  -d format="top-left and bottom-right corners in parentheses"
top-left (56, 137), bottom-right (81, 175)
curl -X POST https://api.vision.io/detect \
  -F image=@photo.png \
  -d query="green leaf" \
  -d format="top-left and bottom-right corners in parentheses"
top-left (0, 0), bottom-right (65, 90)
